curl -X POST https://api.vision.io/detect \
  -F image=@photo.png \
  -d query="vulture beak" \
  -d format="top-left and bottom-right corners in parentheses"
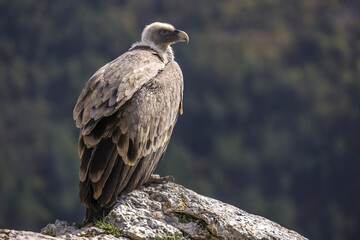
top-left (174, 29), bottom-right (189, 44)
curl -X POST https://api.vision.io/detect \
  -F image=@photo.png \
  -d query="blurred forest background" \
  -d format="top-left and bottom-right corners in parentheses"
top-left (0, 0), bottom-right (359, 239)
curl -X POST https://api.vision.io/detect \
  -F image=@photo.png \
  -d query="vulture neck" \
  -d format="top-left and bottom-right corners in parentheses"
top-left (130, 41), bottom-right (174, 64)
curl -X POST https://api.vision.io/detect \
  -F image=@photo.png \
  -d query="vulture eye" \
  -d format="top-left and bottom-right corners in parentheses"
top-left (160, 29), bottom-right (170, 36)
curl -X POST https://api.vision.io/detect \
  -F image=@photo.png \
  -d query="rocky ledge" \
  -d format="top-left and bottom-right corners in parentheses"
top-left (1, 181), bottom-right (308, 239)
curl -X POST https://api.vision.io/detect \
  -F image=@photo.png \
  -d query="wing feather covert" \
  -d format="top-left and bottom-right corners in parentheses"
top-left (74, 49), bottom-right (165, 132)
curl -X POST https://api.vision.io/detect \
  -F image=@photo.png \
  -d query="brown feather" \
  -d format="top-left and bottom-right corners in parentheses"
top-left (91, 146), bottom-right (118, 200)
top-left (74, 23), bottom-right (186, 219)
top-left (88, 138), bottom-right (116, 183)
top-left (78, 139), bottom-right (93, 182)
top-left (79, 179), bottom-right (91, 207)
top-left (97, 158), bottom-right (134, 208)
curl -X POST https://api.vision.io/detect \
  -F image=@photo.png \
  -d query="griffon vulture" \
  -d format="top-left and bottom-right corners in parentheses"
top-left (73, 22), bottom-right (189, 219)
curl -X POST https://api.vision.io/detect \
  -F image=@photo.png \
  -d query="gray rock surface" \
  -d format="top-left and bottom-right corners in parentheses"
top-left (2, 181), bottom-right (308, 240)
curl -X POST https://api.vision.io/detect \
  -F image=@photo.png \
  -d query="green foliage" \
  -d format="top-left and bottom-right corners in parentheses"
top-left (175, 212), bottom-right (206, 229)
top-left (155, 233), bottom-right (182, 240)
top-left (75, 219), bottom-right (90, 229)
top-left (93, 218), bottom-right (121, 238)
top-left (0, 1), bottom-right (359, 240)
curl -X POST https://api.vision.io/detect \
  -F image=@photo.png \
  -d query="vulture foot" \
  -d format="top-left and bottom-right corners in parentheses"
top-left (146, 174), bottom-right (175, 184)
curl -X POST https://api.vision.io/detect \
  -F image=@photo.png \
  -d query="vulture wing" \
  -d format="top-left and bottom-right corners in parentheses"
top-left (74, 47), bottom-right (183, 216)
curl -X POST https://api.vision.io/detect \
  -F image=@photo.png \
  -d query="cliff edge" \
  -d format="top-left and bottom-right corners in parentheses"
top-left (1, 181), bottom-right (308, 239)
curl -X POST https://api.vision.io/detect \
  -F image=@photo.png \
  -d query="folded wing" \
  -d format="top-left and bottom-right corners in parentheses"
top-left (73, 48), bottom-right (183, 215)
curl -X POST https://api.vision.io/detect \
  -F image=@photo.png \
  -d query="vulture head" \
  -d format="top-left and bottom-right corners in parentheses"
top-left (141, 22), bottom-right (189, 51)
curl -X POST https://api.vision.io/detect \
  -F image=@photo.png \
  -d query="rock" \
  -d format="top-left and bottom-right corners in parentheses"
top-left (3, 181), bottom-right (308, 239)
top-left (100, 181), bottom-right (308, 239)
top-left (1, 229), bottom-right (58, 240)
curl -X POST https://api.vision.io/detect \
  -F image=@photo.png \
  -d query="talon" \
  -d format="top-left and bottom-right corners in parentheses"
top-left (146, 174), bottom-right (175, 184)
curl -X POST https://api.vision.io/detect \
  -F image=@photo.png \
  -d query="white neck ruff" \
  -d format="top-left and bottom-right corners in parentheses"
top-left (130, 41), bottom-right (174, 64)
